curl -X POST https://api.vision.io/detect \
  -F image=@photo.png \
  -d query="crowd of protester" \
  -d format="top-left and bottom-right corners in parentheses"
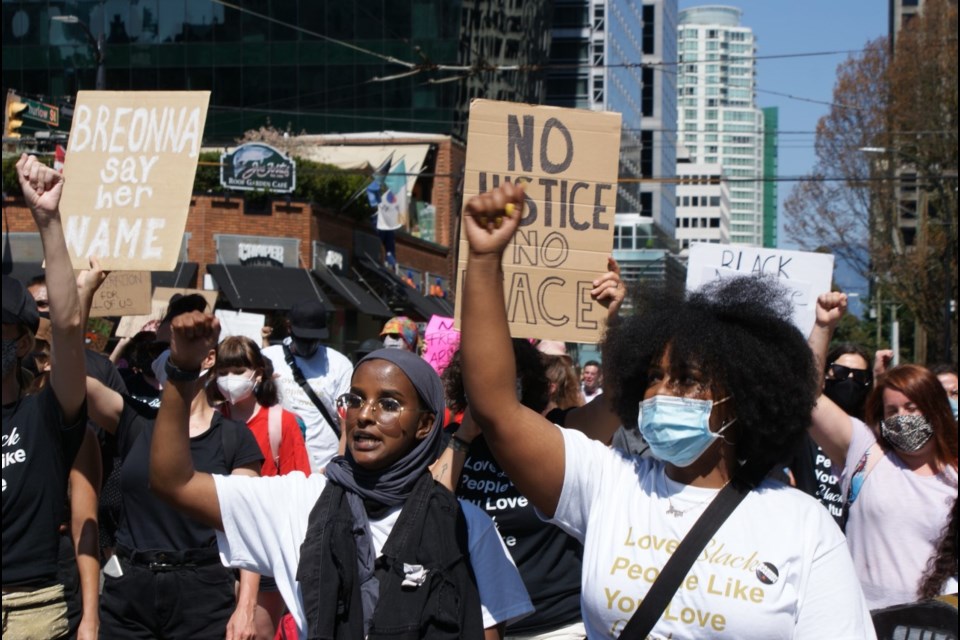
top-left (2, 158), bottom-right (957, 639)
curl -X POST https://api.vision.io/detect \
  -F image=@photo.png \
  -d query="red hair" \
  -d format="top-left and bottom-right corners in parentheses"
top-left (865, 364), bottom-right (958, 471)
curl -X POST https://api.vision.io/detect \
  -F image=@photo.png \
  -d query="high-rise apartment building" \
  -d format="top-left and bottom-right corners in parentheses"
top-left (761, 106), bottom-right (778, 248)
top-left (1, 1), bottom-right (551, 142)
top-left (677, 5), bottom-right (765, 247)
top-left (547, 0), bottom-right (677, 229)
top-left (675, 158), bottom-right (730, 254)
top-left (547, 0), bottom-right (683, 291)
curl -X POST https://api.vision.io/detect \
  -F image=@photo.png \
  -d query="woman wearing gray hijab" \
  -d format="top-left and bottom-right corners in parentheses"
top-left (149, 311), bottom-right (532, 640)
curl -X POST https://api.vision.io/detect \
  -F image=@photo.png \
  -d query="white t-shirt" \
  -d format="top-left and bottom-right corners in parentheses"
top-left (841, 418), bottom-right (958, 609)
top-left (547, 428), bottom-right (875, 639)
top-left (262, 342), bottom-right (353, 471)
top-left (582, 386), bottom-right (603, 404)
top-left (214, 472), bottom-right (533, 638)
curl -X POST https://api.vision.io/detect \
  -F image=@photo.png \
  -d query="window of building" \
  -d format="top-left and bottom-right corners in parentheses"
top-left (642, 4), bottom-right (656, 54)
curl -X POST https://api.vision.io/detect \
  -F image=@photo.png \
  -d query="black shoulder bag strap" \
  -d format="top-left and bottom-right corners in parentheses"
top-left (282, 343), bottom-right (341, 440)
top-left (618, 479), bottom-right (751, 640)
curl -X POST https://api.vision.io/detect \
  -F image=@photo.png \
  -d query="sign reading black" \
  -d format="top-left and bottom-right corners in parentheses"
top-left (220, 142), bottom-right (296, 193)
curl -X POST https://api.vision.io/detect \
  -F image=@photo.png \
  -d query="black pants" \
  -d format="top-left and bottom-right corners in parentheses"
top-left (99, 557), bottom-right (235, 639)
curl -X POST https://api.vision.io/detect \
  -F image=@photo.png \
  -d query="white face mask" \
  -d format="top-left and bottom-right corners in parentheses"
top-left (217, 370), bottom-right (258, 404)
top-left (382, 335), bottom-right (410, 351)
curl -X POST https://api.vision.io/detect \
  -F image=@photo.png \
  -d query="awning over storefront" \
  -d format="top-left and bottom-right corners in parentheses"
top-left (356, 255), bottom-right (450, 322)
top-left (312, 266), bottom-right (393, 318)
top-left (151, 262), bottom-right (199, 289)
top-left (299, 143), bottom-right (431, 195)
top-left (6, 262), bottom-right (44, 286)
top-left (206, 265), bottom-right (330, 311)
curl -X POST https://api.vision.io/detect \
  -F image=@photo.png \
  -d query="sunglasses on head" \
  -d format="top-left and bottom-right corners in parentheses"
top-left (828, 363), bottom-right (871, 385)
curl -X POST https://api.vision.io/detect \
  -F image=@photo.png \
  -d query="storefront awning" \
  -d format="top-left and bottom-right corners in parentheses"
top-left (206, 265), bottom-right (330, 311)
top-left (5, 262), bottom-right (44, 286)
top-left (312, 266), bottom-right (393, 318)
top-left (151, 262), bottom-right (199, 289)
top-left (356, 255), bottom-right (449, 322)
top-left (299, 144), bottom-right (431, 195)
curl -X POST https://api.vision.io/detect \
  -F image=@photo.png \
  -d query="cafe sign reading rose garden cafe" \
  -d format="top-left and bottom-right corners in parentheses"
top-left (220, 142), bottom-right (297, 193)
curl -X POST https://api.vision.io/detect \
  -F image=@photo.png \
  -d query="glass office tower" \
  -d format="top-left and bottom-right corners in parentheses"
top-left (2, 1), bottom-right (550, 142)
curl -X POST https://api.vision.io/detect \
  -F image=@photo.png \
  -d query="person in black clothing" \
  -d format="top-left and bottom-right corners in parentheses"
top-left (439, 341), bottom-right (587, 638)
top-left (83, 291), bottom-right (264, 639)
top-left (788, 343), bottom-right (873, 527)
top-left (2, 155), bottom-right (99, 640)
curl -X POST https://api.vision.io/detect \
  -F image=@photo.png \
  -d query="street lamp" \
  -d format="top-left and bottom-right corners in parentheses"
top-left (52, 14), bottom-right (105, 90)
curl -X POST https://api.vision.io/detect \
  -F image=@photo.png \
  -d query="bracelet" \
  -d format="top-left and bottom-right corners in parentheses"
top-left (164, 360), bottom-right (202, 382)
top-left (447, 435), bottom-right (472, 453)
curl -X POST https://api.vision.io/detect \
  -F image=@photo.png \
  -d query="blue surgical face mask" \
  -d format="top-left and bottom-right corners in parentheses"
top-left (638, 395), bottom-right (736, 467)
top-left (949, 397), bottom-right (958, 421)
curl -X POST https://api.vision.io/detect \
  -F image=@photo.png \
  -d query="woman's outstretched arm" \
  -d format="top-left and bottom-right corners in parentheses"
top-left (149, 311), bottom-right (223, 530)
top-left (461, 183), bottom-right (566, 517)
top-left (807, 292), bottom-right (856, 468)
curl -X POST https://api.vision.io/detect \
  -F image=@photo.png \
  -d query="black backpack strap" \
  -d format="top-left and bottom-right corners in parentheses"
top-left (618, 479), bottom-right (751, 639)
top-left (282, 343), bottom-right (341, 440)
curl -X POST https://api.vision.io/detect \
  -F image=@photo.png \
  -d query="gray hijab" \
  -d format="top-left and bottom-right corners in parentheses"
top-left (325, 348), bottom-right (445, 506)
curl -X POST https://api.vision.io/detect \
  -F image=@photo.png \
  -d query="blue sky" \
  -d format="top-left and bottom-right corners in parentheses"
top-left (678, 0), bottom-right (888, 306)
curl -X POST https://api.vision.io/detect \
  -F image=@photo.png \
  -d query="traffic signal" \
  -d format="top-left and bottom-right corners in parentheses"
top-left (4, 90), bottom-right (28, 139)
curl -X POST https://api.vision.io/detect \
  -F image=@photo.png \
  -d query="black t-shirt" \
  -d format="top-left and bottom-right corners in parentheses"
top-left (789, 433), bottom-right (844, 527)
top-left (121, 372), bottom-right (161, 409)
top-left (114, 399), bottom-right (262, 552)
top-left (455, 435), bottom-right (582, 633)
top-left (86, 349), bottom-right (127, 395)
top-left (2, 386), bottom-right (86, 586)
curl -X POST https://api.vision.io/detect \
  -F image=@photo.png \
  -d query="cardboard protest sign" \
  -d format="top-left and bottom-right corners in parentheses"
top-left (685, 243), bottom-right (835, 337)
top-left (60, 91), bottom-right (210, 271)
top-left (422, 315), bottom-right (460, 376)
top-left (115, 287), bottom-right (218, 338)
top-left (88, 271), bottom-right (151, 317)
top-left (455, 100), bottom-right (621, 343)
top-left (215, 309), bottom-right (265, 346)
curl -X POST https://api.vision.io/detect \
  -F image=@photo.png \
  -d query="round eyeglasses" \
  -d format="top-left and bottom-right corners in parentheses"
top-left (336, 392), bottom-right (410, 426)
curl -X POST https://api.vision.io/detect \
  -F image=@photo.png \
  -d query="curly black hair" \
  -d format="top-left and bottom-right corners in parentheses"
top-left (444, 339), bottom-right (550, 415)
top-left (918, 495), bottom-right (958, 600)
top-left (601, 277), bottom-right (819, 484)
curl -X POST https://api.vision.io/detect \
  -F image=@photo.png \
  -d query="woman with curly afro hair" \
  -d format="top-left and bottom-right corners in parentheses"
top-left (459, 181), bottom-right (874, 639)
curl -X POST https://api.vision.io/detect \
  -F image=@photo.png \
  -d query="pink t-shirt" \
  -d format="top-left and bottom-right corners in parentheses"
top-left (841, 418), bottom-right (957, 609)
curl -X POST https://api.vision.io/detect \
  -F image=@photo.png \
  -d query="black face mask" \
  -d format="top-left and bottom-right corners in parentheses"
top-left (824, 377), bottom-right (870, 418)
top-left (292, 337), bottom-right (320, 358)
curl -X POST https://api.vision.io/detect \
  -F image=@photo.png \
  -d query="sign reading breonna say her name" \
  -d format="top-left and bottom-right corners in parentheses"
top-left (455, 99), bottom-right (622, 343)
top-left (59, 91), bottom-right (210, 271)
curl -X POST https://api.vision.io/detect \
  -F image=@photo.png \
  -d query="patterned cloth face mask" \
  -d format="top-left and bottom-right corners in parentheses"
top-left (880, 414), bottom-right (934, 453)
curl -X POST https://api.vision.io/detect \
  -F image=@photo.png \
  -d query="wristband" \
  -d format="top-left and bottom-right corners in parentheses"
top-left (447, 435), bottom-right (472, 453)
top-left (164, 360), bottom-right (201, 382)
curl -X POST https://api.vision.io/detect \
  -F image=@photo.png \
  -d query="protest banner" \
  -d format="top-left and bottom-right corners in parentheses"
top-left (115, 286), bottom-right (218, 338)
top-left (454, 100), bottom-right (622, 343)
top-left (685, 243), bottom-right (835, 337)
top-left (88, 271), bottom-right (151, 317)
top-left (422, 315), bottom-right (460, 376)
top-left (215, 309), bottom-right (265, 345)
top-left (59, 91), bottom-right (210, 271)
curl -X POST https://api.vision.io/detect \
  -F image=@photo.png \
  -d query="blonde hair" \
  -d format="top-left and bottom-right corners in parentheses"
top-left (543, 354), bottom-right (584, 410)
